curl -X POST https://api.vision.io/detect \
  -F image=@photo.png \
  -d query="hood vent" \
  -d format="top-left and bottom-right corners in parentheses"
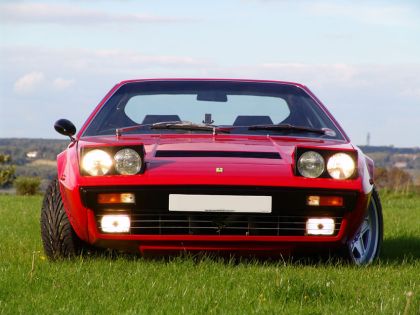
top-left (155, 150), bottom-right (281, 159)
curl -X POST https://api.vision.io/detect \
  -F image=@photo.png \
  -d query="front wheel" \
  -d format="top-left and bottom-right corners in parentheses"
top-left (346, 189), bottom-right (383, 265)
top-left (40, 179), bottom-right (84, 260)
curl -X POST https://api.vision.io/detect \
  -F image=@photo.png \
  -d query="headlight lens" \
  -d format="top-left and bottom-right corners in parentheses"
top-left (297, 151), bottom-right (325, 178)
top-left (82, 149), bottom-right (113, 176)
top-left (114, 148), bottom-right (142, 175)
top-left (327, 153), bottom-right (355, 179)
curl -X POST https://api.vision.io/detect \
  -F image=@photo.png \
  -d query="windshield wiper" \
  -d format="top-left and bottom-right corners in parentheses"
top-left (116, 121), bottom-right (231, 136)
top-left (115, 123), bottom-right (159, 136)
top-left (151, 121), bottom-right (232, 134)
top-left (248, 124), bottom-right (327, 135)
top-left (116, 122), bottom-right (328, 137)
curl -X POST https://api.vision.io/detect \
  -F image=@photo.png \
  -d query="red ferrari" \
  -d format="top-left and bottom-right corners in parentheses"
top-left (41, 79), bottom-right (383, 265)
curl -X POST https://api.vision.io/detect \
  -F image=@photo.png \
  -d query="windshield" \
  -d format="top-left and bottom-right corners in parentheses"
top-left (83, 80), bottom-right (343, 140)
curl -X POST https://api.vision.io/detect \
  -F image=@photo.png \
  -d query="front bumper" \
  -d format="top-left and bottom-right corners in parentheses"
top-left (77, 185), bottom-right (366, 254)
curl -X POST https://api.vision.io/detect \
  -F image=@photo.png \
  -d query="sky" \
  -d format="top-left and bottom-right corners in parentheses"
top-left (0, 0), bottom-right (419, 147)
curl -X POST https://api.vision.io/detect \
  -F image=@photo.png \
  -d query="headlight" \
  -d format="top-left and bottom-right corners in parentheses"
top-left (81, 149), bottom-right (113, 176)
top-left (297, 151), bottom-right (325, 178)
top-left (114, 148), bottom-right (142, 175)
top-left (327, 153), bottom-right (355, 179)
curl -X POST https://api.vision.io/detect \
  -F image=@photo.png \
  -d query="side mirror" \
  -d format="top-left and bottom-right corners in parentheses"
top-left (54, 119), bottom-right (76, 140)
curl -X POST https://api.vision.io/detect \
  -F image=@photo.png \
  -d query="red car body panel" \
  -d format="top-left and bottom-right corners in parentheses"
top-left (57, 79), bottom-right (374, 256)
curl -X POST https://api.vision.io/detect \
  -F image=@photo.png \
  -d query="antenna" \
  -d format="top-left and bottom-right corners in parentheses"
top-left (366, 132), bottom-right (370, 146)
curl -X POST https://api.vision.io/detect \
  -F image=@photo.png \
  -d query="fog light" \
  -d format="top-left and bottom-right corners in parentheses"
top-left (97, 193), bottom-right (135, 204)
top-left (101, 215), bottom-right (130, 233)
top-left (307, 196), bottom-right (343, 207)
top-left (306, 218), bottom-right (335, 235)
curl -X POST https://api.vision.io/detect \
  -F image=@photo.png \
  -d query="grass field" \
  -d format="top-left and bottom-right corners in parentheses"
top-left (0, 193), bottom-right (419, 314)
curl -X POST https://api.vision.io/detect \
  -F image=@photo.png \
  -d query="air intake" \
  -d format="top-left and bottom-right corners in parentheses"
top-left (155, 150), bottom-right (281, 159)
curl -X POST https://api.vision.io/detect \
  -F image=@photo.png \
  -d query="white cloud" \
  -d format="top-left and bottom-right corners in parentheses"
top-left (91, 50), bottom-right (207, 67)
top-left (0, 3), bottom-right (193, 25)
top-left (13, 71), bottom-right (75, 93)
top-left (259, 63), bottom-right (360, 88)
top-left (401, 87), bottom-right (420, 101)
top-left (52, 78), bottom-right (75, 90)
top-left (2, 47), bottom-right (212, 81)
top-left (303, 2), bottom-right (419, 27)
top-left (13, 71), bottom-right (45, 94)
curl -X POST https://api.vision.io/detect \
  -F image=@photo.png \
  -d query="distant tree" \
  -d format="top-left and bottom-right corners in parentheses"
top-left (388, 167), bottom-right (413, 193)
top-left (14, 176), bottom-right (41, 195)
top-left (0, 154), bottom-right (11, 163)
top-left (374, 167), bottom-right (413, 193)
top-left (374, 167), bottom-right (388, 189)
top-left (0, 154), bottom-right (15, 188)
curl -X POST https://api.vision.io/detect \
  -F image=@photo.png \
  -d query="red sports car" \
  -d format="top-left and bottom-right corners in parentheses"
top-left (41, 78), bottom-right (383, 265)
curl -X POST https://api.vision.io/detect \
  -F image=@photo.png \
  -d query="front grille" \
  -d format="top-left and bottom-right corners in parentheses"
top-left (95, 212), bottom-right (343, 236)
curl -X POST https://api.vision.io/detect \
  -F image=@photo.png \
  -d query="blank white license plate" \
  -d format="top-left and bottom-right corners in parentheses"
top-left (169, 194), bottom-right (272, 213)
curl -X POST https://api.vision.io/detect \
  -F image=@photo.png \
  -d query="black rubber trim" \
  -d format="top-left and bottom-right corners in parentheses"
top-left (155, 150), bottom-right (281, 159)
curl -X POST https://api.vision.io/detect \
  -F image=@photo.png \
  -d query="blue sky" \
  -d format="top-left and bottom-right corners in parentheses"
top-left (1, 0), bottom-right (419, 147)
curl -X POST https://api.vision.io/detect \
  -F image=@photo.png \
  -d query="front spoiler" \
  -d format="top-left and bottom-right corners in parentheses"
top-left (88, 210), bottom-right (349, 255)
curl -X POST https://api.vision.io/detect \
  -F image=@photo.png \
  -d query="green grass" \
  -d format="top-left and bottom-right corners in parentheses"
top-left (0, 193), bottom-right (419, 314)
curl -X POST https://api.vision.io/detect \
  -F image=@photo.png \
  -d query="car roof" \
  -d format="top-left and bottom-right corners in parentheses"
top-left (116, 78), bottom-right (307, 89)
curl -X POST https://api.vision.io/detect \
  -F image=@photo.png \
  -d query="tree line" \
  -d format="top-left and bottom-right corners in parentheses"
top-left (0, 138), bottom-right (68, 165)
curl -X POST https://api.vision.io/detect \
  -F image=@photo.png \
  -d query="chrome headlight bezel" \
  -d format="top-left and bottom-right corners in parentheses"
top-left (80, 145), bottom-right (145, 176)
top-left (295, 148), bottom-right (357, 179)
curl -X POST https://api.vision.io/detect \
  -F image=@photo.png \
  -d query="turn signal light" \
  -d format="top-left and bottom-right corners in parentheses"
top-left (97, 193), bottom-right (135, 204)
top-left (307, 195), bottom-right (343, 207)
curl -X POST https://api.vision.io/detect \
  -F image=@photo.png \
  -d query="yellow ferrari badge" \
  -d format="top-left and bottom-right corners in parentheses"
top-left (216, 167), bottom-right (223, 173)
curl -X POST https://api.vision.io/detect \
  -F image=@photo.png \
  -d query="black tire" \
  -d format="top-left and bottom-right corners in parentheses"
top-left (346, 188), bottom-right (383, 265)
top-left (40, 179), bottom-right (83, 260)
